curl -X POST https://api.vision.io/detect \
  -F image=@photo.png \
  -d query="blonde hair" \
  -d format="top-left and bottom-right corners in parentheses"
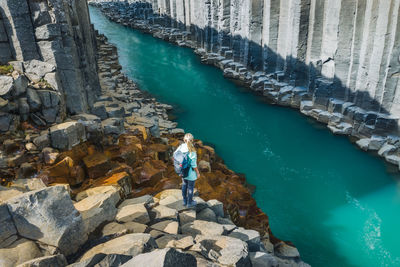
top-left (184, 133), bottom-right (196, 153)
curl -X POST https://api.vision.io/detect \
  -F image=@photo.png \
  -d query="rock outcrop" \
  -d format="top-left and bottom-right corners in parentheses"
top-left (89, 0), bottom-right (400, 171)
top-left (0, 0), bottom-right (101, 133)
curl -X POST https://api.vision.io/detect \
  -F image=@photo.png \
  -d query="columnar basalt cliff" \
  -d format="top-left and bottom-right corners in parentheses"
top-left (0, 0), bottom-right (100, 131)
top-left (89, 0), bottom-right (400, 170)
top-left (0, 0), bottom-right (311, 265)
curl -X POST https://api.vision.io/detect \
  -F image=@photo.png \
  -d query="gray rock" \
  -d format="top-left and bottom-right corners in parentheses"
top-left (74, 186), bottom-right (121, 234)
top-left (17, 254), bottom-right (67, 267)
top-left (249, 252), bottom-right (279, 267)
top-left (229, 227), bottom-right (261, 252)
top-left (9, 61), bottom-right (24, 73)
top-left (37, 90), bottom-right (60, 108)
top-left (27, 88), bottom-right (42, 111)
top-left (102, 221), bottom-right (148, 237)
top-left (0, 185), bottom-right (24, 202)
top-left (0, 112), bottom-right (12, 132)
top-left (378, 143), bottom-right (397, 157)
top-left (274, 242), bottom-right (300, 259)
top-left (6, 185), bottom-right (87, 256)
top-left (67, 253), bottom-right (132, 267)
top-left (91, 102), bottom-right (108, 120)
top-left (33, 133), bottom-right (50, 150)
top-left (23, 60), bottom-right (55, 83)
top-left (0, 75), bottom-right (14, 96)
top-left (0, 204), bottom-right (17, 248)
top-left (197, 207), bottom-right (217, 222)
top-left (121, 248), bottom-right (197, 267)
top-left (181, 220), bottom-right (225, 236)
top-left (159, 195), bottom-right (187, 212)
top-left (43, 72), bottom-right (61, 92)
top-left (195, 235), bottom-right (251, 266)
top-left (356, 138), bottom-right (370, 151)
top-left (368, 136), bottom-right (386, 151)
top-left (150, 205), bottom-right (178, 222)
top-left (102, 117), bottom-right (124, 136)
top-left (385, 154), bottom-right (400, 165)
top-left (151, 220), bottom-right (179, 235)
top-left (166, 235), bottom-right (195, 250)
top-left (179, 209), bottom-right (196, 226)
top-left (116, 203), bottom-right (150, 224)
top-left (79, 233), bottom-right (157, 261)
top-left (50, 121), bottom-right (86, 150)
top-left (119, 195), bottom-right (154, 208)
top-left (12, 75), bottom-right (28, 96)
top-left (106, 106), bottom-right (125, 118)
top-left (10, 178), bottom-right (46, 192)
top-left (0, 238), bottom-right (42, 267)
top-left (18, 98), bottom-right (29, 117)
top-left (72, 113), bottom-right (101, 123)
top-left (207, 199), bottom-right (224, 217)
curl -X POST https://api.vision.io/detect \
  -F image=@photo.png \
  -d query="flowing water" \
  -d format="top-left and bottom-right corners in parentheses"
top-left (89, 7), bottom-right (400, 267)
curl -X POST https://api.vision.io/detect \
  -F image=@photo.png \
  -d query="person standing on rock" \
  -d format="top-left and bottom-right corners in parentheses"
top-left (173, 133), bottom-right (200, 207)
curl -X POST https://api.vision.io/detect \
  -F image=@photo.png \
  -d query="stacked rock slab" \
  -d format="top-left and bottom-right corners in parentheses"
top-left (89, 0), bottom-right (400, 171)
top-left (0, 0), bottom-right (101, 133)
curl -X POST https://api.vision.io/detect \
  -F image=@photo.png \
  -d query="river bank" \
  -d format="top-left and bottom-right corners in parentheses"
top-left (88, 0), bottom-right (400, 175)
top-left (0, 22), bottom-right (309, 266)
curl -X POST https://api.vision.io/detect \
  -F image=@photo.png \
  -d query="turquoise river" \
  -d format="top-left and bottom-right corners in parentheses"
top-left (90, 7), bottom-right (400, 267)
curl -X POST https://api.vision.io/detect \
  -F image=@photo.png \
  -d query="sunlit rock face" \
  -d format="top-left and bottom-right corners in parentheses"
top-left (0, 0), bottom-right (100, 122)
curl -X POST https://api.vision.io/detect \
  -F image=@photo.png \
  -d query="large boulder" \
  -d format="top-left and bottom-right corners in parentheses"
top-left (50, 121), bottom-right (86, 150)
top-left (229, 227), bottom-right (261, 251)
top-left (181, 220), bottom-right (225, 236)
top-left (0, 204), bottom-right (17, 248)
top-left (74, 186), bottom-right (120, 234)
top-left (6, 185), bottom-right (87, 256)
top-left (121, 248), bottom-right (197, 267)
top-left (194, 235), bottom-right (251, 266)
top-left (0, 238), bottom-right (42, 267)
top-left (17, 254), bottom-right (67, 267)
top-left (149, 205), bottom-right (178, 221)
top-left (116, 203), bottom-right (150, 224)
top-left (79, 233), bottom-right (157, 261)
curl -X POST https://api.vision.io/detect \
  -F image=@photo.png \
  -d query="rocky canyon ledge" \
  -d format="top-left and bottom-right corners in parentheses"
top-left (0, 0), bottom-right (308, 266)
top-left (88, 0), bottom-right (400, 171)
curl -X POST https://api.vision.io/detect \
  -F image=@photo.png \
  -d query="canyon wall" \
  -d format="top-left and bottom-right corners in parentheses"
top-left (91, 0), bottom-right (400, 136)
top-left (0, 0), bottom-right (100, 131)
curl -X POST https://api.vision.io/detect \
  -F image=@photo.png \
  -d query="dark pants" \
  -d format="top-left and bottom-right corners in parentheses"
top-left (182, 178), bottom-right (195, 204)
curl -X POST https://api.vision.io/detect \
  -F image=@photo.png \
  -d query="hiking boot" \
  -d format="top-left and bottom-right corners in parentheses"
top-left (187, 200), bottom-right (197, 208)
top-left (183, 200), bottom-right (187, 206)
